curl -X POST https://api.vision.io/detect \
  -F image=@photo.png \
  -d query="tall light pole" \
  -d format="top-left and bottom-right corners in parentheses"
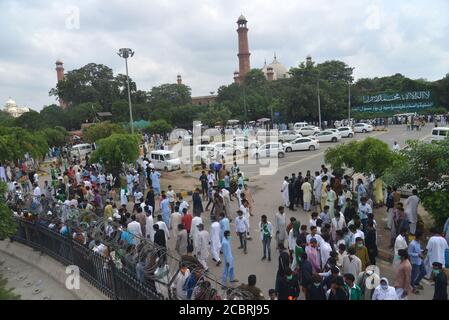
top-left (348, 80), bottom-right (352, 125)
top-left (117, 48), bottom-right (135, 134)
top-left (317, 79), bottom-right (322, 129)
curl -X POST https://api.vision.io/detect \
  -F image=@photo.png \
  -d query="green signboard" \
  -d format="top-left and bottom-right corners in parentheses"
top-left (353, 91), bottom-right (434, 113)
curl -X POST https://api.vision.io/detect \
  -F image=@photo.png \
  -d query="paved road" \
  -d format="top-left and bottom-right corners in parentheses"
top-left (195, 125), bottom-right (435, 299)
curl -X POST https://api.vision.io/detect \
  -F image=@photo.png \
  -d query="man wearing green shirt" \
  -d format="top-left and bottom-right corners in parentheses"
top-left (344, 273), bottom-right (362, 300)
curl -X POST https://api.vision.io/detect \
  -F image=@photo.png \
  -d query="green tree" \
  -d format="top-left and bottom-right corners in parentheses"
top-left (13, 111), bottom-right (46, 131)
top-left (0, 182), bottom-right (17, 240)
top-left (148, 83), bottom-right (192, 108)
top-left (0, 111), bottom-right (14, 127)
top-left (40, 105), bottom-right (68, 128)
top-left (147, 119), bottom-right (172, 135)
top-left (384, 139), bottom-right (449, 226)
top-left (82, 121), bottom-right (126, 143)
top-left (65, 102), bottom-right (102, 130)
top-left (0, 127), bottom-right (48, 162)
top-left (200, 105), bottom-right (232, 127)
top-left (50, 63), bottom-right (119, 111)
top-left (324, 138), bottom-right (397, 177)
top-left (90, 134), bottom-right (140, 183)
top-left (38, 127), bottom-right (68, 147)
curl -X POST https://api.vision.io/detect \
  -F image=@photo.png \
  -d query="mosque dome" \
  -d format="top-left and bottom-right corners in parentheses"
top-left (237, 14), bottom-right (247, 22)
top-left (4, 97), bottom-right (30, 118)
top-left (5, 97), bottom-right (17, 109)
top-left (261, 54), bottom-right (289, 80)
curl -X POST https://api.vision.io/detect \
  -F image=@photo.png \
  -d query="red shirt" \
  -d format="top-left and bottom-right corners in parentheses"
top-left (182, 213), bottom-right (193, 232)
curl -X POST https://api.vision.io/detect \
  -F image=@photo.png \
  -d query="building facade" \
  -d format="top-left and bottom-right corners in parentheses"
top-left (3, 97), bottom-right (30, 118)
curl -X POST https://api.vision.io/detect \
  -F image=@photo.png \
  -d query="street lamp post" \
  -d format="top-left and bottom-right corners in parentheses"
top-left (117, 48), bottom-right (135, 134)
top-left (317, 79), bottom-right (322, 129)
top-left (242, 84), bottom-right (248, 123)
top-left (348, 80), bottom-right (352, 125)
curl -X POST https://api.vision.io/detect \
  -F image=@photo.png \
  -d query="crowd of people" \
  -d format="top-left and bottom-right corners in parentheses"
top-left (274, 166), bottom-right (448, 300)
top-left (2, 126), bottom-right (449, 301)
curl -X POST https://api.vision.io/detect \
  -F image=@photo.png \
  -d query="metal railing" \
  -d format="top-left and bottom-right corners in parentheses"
top-left (10, 218), bottom-right (165, 300)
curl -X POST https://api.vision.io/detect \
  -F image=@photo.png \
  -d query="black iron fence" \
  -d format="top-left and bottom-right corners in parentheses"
top-left (10, 218), bottom-right (166, 300)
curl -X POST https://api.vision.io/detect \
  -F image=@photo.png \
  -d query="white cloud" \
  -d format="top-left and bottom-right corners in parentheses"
top-left (0, 0), bottom-right (448, 111)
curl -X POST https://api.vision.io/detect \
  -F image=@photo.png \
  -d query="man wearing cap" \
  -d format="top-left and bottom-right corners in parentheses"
top-left (196, 223), bottom-right (210, 271)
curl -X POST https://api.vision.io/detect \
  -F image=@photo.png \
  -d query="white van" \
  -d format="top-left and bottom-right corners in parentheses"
top-left (293, 122), bottom-right (309, 131)
top-left (150, 150), bottom-right (181, 171)
top-left (70, 143), bottom-right (93, 161)
top-left (431, 127), bottom-right (449, 142)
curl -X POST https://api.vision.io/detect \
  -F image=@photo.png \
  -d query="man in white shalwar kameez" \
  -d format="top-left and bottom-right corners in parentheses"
top-left (275, 206), bottom-right (287, 246)
top-left (220, 188), bottom-right (232, 218)
top-left (210, 221), bottom-right (222, 266)
top-left (170, 210), bottom-right (183, 238)
top-left (313, 172), bottom-right (322, 207)
top-left (196, 224), bottom-right (210, 271)
top-left (145, 210), bottom-right (155, 242)
top-left (425, 229), bottom-right (448, 277)
top-left (191, 214), bottom-right (203, 251)
top-left (281, 177), bottom-right (290, 208)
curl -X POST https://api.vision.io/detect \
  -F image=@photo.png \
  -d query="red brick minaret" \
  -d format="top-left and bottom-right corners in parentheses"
top-left (236, 14), bottom-right (251, 83)
top-left (55, 60), bottom-right (67, 109)
top-left (177, 74), bottom-right (182, 85)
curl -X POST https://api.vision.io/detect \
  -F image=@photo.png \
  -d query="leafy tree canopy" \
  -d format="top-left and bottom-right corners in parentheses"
top-left (324, 137), bottom-right (397, 178)
top-left (90, 134), bottom-right (140, 177)
top-left (82, 121), bottom-right (126, 143)
top-left (146, 119), bottom-right (172, 135)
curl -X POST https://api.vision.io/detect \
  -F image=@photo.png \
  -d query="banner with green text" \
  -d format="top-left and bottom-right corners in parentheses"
top-left (353, 91), bottom-right (434, 113)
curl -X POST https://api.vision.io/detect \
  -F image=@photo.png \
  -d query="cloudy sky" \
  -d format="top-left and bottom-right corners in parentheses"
top-left (1, 0), bottom-right (449, 111)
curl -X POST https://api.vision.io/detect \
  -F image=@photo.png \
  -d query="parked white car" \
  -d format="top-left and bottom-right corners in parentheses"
top-left (251, 143), bottom-right (285, 159)
top-left (283, 137), bottom-right (320, 152)
top-left (295, 126), bottom-right (320, 137)
top-left (225, 136), bottom-right (259, 149)
top-left (312, 130), bottom-right (342, 143)
top-left (279, 130), bottom-right (302, 143)
top-left (213, 142), bottom-right (245, 157)
top-left (337, 127), bottom-right (355, 138)
top-left (353, 123), bottom-right (374, 133)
